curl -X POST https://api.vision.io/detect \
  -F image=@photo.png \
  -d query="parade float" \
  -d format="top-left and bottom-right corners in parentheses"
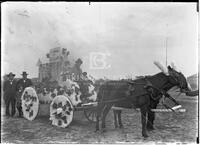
top-left (20, 47), bottom-right (98, 127)
top-left (19, 47), bottom-right (198, 128)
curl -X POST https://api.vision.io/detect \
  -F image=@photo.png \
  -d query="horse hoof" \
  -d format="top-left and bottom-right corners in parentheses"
top-left (101, 128), bottom-right (106, 133)
top-left (95, 129), bottom-right (100, 133)
top-left (147, 127), bottom-right (154, 131)
top-left (119, 125), bottom-right (124, 129)
top-left (142, 134), bottom-right (149, 138)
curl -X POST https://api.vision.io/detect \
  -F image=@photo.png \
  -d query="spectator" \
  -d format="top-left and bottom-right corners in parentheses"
top-left (3, 72), bottom-right (17, 117)
top-left (16, 71), bottom-right (33, 117)
top-left (17, 71), bottom-right (33, 90)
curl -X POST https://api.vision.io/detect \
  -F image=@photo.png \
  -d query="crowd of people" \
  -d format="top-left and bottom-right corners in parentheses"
top-left (3, 71), bottom-right (33, 118)
top-left (2, 70), bottom-right (94, 118)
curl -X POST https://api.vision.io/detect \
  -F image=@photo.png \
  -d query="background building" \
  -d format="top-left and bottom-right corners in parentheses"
top-left (37, 47), bottom-right (72, 82)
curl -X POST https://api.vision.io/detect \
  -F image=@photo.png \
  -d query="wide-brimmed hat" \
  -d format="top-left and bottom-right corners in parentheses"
top-left (82, 72), bottom-right (87, 76)
top-left (21, 71), bottom-right (28, 76)
top-left (75, 58), bottom-right (83, 64)
top-left (7, 72), bottom-right (15, 77)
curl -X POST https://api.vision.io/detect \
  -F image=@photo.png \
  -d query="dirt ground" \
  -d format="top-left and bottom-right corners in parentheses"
top-left (1, 94), bottom-right (198, 144)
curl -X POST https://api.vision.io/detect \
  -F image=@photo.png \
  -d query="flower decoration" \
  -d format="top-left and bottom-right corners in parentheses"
top-left (21, 87), bottom-right (39, 121)
top-left (50, 95), bottom-right (73, 128)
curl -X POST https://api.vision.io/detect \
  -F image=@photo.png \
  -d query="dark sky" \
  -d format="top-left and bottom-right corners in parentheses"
top-left (2, 2), bottom-right (198, 79)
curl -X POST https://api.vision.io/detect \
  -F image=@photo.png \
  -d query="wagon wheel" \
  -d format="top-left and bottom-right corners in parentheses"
top-left (84, 107), bottom-right (102, 123)
top-left (50, 95), bottom-right (74, 128)
top-left (21, 87), bottom-right (39, 121)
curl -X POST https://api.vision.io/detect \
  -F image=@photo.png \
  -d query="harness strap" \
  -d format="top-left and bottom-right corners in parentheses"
top-left (143, 77), bottom-right (163, 101)
top-left (98, 79), bottom-right (180, 110)
top-left (143, 77), bottom-right (180, 109)
top-left (127, 77), bottom-right (162, 101)
top-left (162, 91), bottom-right (180, 106)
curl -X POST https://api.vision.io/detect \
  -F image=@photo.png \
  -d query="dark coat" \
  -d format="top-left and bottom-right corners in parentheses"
top-left (3, 79), bottom-right (18, 99)
top-left (17, 78), bottom-right (33, 91)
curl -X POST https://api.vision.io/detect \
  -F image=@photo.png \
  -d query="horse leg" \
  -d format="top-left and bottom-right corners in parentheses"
top-left (147, 110), bottom-right (155, 131)
top-left (96, 104), bottom-right (105, 132)
top-left (113, 109), bottom-right (118, 128)
top-left (101, 104), bottom-right (113, 131)
top-left (118, 110), bottom-right (123, 128)
top-left (96, 112), bottom-right (100, 131)
top-left (147, 100), bottom-right (158, 131)
top-left (140, 105), bottom-right (148, 138)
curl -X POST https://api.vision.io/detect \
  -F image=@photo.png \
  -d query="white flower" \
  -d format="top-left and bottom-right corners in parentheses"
top-left (56, 108), bottom-right (63, 114)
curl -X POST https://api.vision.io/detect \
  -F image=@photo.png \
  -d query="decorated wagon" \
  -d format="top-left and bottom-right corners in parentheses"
top-left (20, 72), bottom-right (99, 128)
top-left (19, 56), bottom-right (198, 129)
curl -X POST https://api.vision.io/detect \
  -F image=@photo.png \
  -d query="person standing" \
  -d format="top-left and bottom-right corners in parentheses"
top-left (3, 72), bottom-right (17, 117)
top-left (70, 58), bottom-right (83, 81)
top-left (17, 71), bottom-right (33, 90)
top-left (16, 71), bottom-right (33, 117)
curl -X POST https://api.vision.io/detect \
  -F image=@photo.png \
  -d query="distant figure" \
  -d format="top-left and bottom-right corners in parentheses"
top-left (16, 85), bottom-right (24, 117)
top-left (3, 72), bottom-right (17, 117)
top-left (82, 72), bottom-right (89, 81)
top-left (16, 71), bottom-right (33, 117)
top-left (71, 58), bottom-right (83, 81)
top-left (17, 71), bottom-right (33, 90)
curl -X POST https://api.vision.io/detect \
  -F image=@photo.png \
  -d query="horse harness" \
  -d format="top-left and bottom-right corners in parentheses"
top-left (128, 76), bottom-right (180, 110)
top-left (127, 76), bottom-right (163, 100)
top-left (98, 77), bottom-right (180, 111)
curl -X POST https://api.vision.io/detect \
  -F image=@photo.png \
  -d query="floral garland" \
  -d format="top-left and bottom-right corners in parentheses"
top-left (35, 78), bottom-right (98, 106)
top-left (49, 95), bottom-right (73, 128)
top-left (21, 87), bottom-right (39, 121)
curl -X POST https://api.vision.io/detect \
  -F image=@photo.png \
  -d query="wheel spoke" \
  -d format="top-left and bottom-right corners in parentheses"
top-left (88, 110), bottom-right (93, 118)
top-left (84, 108), bottom-right (98, 123)
top-left (91, 112), bottom-right (95, 121)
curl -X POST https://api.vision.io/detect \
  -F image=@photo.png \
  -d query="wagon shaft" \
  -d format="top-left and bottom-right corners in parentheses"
top-left (151, 108), bottom-right (186, 112)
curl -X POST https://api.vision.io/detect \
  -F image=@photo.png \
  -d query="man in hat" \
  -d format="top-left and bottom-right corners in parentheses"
top-left (3, 72), bottom-right (17, 117)
top-left (71, 58), bottom-right (83, 81)
top-left (16, 71), bottom-right (33, 117)
top-left (17, 71), bottom-right (33, 90)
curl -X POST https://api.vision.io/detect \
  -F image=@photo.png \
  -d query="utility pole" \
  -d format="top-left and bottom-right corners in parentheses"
top-left (166, 37), bottom-right (168, 67)
top-left (165, 24), bottom-right (168, 67)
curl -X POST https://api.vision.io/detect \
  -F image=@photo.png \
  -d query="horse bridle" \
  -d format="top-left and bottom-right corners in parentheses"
top-left (143, 77), bottom-right (181, 110)
top-left (127, 77), bottom-right (166, 100)
top-left (169, 72), bottom-right (188, 93)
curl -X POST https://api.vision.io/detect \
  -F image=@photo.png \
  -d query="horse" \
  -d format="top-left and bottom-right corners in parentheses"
top-left (112, 83), bottom-right (176, 130)
top-left (112, 83), bottom-right (163, 130)
top-left (95, 64), bottom-right (193, 138)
